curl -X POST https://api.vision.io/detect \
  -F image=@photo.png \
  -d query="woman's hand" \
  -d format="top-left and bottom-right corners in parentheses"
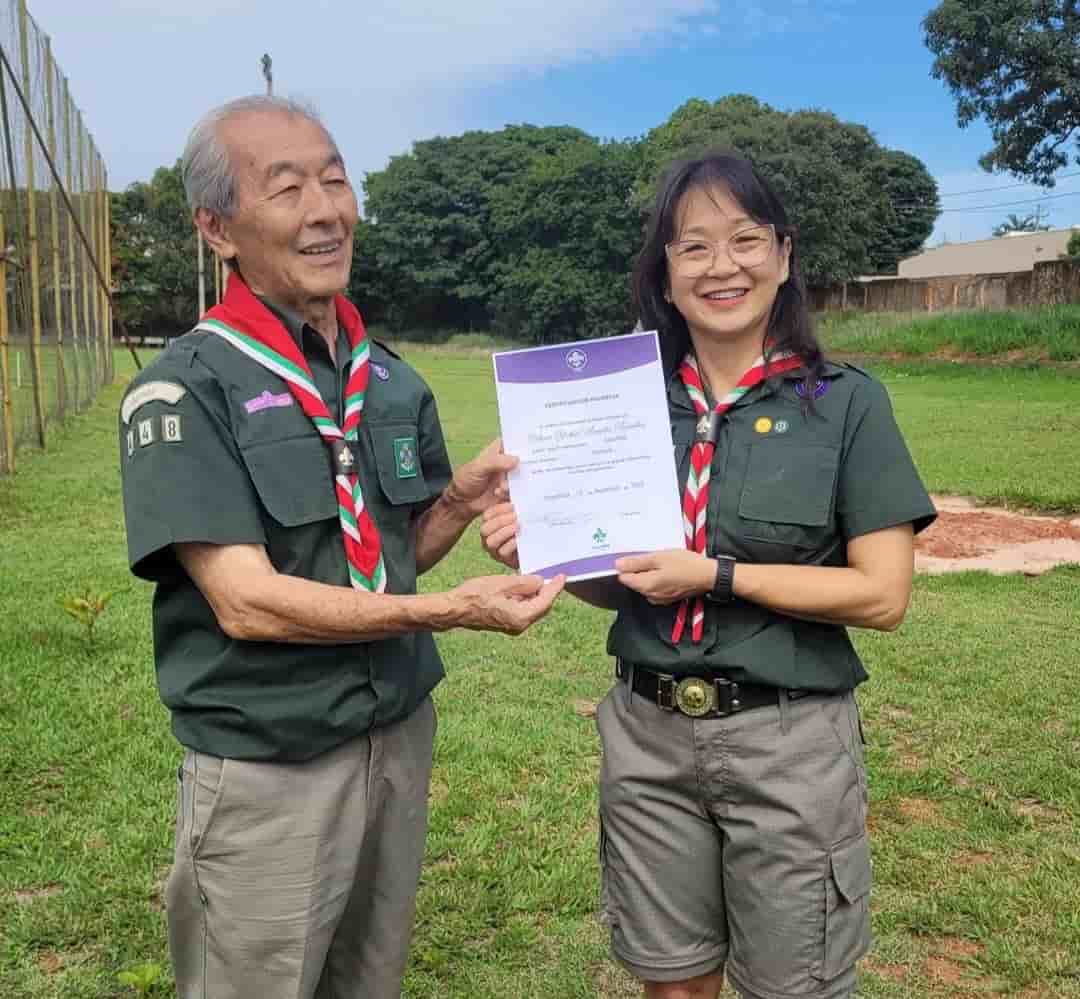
top-left (479, 501), bottom-right (521, 570)
top-left (614, 549), bottom-right (714, 605)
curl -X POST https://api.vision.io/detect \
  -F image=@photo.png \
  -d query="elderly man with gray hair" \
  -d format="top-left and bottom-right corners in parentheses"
top-left (118, 95), bottom-right (564, 999)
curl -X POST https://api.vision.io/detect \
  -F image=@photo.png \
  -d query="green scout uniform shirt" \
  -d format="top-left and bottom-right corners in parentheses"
top-left (608, 361), bottom-right (936, 690)
top-left (119, 305), bottom-right (452, 761)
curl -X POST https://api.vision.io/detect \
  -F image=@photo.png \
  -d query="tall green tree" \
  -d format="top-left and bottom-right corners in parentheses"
top-left (924, 0), bottom-right (1080, 184)
top-left (867, 150), bottom-right (941, 273)
top-left (111, 161), bottom-right (198, 336)
top-left (636, 95), bottom-right (938, 283)
top-left (488, 139), bottom-right (642, 342)
top-left (360, 125), bottom-right (592, 332)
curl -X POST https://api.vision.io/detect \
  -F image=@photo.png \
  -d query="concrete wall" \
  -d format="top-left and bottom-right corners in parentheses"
top-left (810, 258), bottom-right (1080, 314)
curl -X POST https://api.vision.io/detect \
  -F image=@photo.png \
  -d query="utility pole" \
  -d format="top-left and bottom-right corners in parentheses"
top-left (261, 53), bottom-right (273, 96)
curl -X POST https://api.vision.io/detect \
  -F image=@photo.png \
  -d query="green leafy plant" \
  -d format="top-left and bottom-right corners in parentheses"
top-left (117, 961), bottom-right (163, 995)
top-left (59, 589), bottom-right (113, 646)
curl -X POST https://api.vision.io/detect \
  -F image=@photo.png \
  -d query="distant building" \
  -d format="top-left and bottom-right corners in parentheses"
top-left (898, 226), bottom-right (1079, 279)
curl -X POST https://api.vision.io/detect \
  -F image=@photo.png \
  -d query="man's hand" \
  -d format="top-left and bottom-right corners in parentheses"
top-left (445, 439), bottom-right (517, 518)
top-left (450, 573), bottom-right (564, 634)
top-left (615, 549), bottom-right (713, 605)
top-left (479, 501), bottom-right (520, 569)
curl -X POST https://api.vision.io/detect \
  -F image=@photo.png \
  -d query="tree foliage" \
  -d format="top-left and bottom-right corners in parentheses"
top-left (111, 161), bottom-right (198, 337)
top-left (924, 0), bottom-right (1080, 184)
top-left (993, 210), bottom-right (1052, 236)
top-left (635, 95), bottom-right (939, 281)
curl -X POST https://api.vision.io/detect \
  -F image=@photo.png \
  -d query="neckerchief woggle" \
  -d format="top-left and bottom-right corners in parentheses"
top-left (195, 273), bottom-right (386, 593)
top-left (673, 345), bottom-right (802, 643)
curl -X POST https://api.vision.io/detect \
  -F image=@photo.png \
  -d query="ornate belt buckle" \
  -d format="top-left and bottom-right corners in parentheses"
top-left (675, 676), bottom-right (715, 717)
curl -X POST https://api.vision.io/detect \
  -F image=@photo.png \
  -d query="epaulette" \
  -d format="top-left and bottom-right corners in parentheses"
top-left (371, 338), bottom-right (402, 361)
top-left (839, 360), bottom-right (873, 379)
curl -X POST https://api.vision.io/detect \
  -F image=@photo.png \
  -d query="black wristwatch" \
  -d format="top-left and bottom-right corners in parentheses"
top-left (706, 555), bottom-right (736, 603)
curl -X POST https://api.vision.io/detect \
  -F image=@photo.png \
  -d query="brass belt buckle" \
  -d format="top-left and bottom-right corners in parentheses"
top-left (674, 676), bottom-right (715, 717)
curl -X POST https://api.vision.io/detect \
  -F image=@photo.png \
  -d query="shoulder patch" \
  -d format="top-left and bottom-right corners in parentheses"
top-left (121, 380), bottom-right (187, 425)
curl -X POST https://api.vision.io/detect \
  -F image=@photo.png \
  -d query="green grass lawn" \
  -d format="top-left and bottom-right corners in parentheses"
top-left (2, 348), bottom-right (1079, 997)
top-left (819, 305), bottom-right (1080, 362)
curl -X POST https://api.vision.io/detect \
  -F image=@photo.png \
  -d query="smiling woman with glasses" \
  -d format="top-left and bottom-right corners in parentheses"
top-left (481, 150), bottom-right (936, 999)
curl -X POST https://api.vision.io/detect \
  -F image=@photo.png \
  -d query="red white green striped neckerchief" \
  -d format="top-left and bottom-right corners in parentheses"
top-left (672, 346), bottom-right (803, 644)
top-left (196, 273), bottom-right (386, 593)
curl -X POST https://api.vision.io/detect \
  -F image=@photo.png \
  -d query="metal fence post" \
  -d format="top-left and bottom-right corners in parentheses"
top-left (17, 0), bottom-right (46, 447)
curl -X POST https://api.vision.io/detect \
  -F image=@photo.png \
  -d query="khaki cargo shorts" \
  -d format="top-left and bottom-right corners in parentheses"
top-left (597, 675), bottom-right (871, 999)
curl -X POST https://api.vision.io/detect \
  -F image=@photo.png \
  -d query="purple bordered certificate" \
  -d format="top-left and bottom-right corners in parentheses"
top-left (492, 331), bottom-right (684, 581)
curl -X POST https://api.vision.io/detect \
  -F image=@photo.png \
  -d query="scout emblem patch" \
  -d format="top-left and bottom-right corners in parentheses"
top-left (372, 363), bottom-right (390, 381)
top-left (394, 437), bottom-right (418, 479)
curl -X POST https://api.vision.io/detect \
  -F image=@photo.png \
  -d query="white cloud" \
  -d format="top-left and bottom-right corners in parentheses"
top-left (24, 0), bottom-right (839, 189)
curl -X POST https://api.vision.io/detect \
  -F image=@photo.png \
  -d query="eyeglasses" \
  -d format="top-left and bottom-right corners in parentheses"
top-left (665, 224), bottom-right (776, 277)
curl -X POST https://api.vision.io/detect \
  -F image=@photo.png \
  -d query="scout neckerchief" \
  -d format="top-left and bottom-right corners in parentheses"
top-left (195, 274), bottom-right (386, 593)
top-left (672, 345), bottom-right (802, 643)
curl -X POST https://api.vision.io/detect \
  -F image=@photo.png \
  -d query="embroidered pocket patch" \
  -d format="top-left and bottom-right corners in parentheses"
top-left (393, 437), bottom-right (419, 479)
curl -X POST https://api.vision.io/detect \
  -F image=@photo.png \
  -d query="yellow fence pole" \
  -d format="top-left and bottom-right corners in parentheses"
top-left (77, 111), bottom-right (93, 392)
top-left (100, 157), bottom-right (112, 383)
top-left (44, 36), bottom-right (66, 420)
top-left (63, 75), bottom-right (80, 409)
top-left (18, 0), bottom-right (46, 447)
top-left (0, 209), bottom-right (13, 474)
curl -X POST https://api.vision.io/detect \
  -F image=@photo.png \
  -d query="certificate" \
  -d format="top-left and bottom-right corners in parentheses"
top-left (493, 331), bottom-right (684, 580)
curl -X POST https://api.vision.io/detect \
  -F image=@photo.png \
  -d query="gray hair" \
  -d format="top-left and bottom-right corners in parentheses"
top-left (181, 94), bottom-right (335, 217)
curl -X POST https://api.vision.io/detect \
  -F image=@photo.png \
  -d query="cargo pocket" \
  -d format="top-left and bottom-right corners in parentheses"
top-left (818, 833), bottom-right (872, 981)
top-left (737, 442), bottom-right (840, 558)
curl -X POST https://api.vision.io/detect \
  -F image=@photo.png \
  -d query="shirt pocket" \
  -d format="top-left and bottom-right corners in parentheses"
top-left (366, 420), bottom-right (432, 510)
top-left (241, 434), bottom-right (338, 527)
top-left (736, 442), bottom-right (840, 557)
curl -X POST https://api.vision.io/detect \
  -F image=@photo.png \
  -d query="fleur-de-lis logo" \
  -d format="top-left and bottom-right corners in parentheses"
top-left (593, 528), bottom-right (607, 544)
top-left (566, 348), bottom-right (588, 371)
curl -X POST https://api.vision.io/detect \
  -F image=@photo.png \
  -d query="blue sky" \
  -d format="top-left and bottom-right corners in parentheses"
top-left (27, 0), bottom-right (1080, 244)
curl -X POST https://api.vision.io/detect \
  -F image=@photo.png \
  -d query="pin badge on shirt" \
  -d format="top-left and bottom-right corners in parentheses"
top-left (795, 379), bottom-right (828, 400)
top-left (372, 363), bottom-right (390, 382)
top-left (754, 417), bottom-right (773, 434)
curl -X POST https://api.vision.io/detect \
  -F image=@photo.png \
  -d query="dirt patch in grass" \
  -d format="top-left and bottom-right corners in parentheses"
top-left (13, 883), bottom-right (62, 904)
top-left (916, 496), bottom-right (1080, 575)
top-left (898, 797), bottom-right (950, 827)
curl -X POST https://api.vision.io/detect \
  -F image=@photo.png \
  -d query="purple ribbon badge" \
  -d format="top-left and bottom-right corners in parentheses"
top-left (245, 390), bottom-right (294, 415)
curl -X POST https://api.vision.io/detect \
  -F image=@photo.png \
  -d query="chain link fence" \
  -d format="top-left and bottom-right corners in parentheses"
top-left (0, 0), bottom-right (113, 475)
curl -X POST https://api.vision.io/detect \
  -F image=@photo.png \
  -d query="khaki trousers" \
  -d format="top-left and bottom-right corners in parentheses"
top-left (166, 697), bottom-right (436, 999)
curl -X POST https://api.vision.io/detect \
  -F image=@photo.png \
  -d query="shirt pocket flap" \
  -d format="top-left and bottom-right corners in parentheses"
top-left (830, 833), bottom-right (872, 904)
top-left (367, 421), bottom-right (431, 506)
top-left (242, 436), bottom-right (338, 526)
top-left (738, 442), bottom-right (840, 527)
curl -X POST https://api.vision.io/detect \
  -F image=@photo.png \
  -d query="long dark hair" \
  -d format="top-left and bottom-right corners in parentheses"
top-left (633, 150), bottom-right (825, 400)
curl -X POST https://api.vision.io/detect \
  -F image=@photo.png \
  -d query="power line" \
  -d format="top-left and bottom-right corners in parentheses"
top-left (937, 170), bottom-right (1080, 199)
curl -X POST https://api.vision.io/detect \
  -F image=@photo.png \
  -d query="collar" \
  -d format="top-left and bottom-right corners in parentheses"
top-left (666, 358), bottom-right (847, 414)
top-left (255, 294), bottom-right (347, 363)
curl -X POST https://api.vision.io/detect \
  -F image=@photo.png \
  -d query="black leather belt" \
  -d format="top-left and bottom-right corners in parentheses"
top-left (616, 659), bottom-right (813, 718)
